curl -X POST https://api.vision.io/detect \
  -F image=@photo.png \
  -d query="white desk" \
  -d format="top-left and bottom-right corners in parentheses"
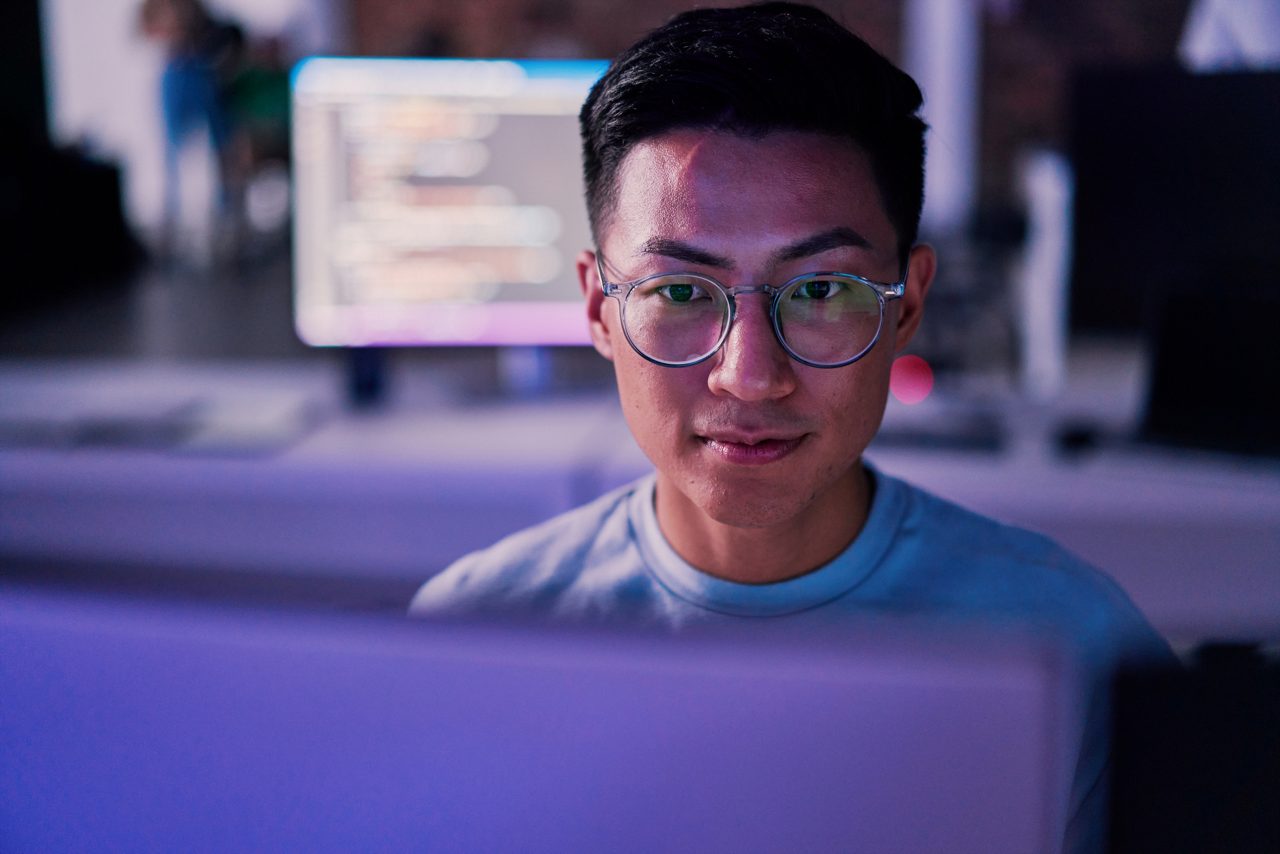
top-left (2, 359), bottom-right (1278, 644)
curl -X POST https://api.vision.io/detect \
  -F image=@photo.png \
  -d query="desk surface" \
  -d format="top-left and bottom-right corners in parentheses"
top-left (2, 358), bottom-right (1278, 644)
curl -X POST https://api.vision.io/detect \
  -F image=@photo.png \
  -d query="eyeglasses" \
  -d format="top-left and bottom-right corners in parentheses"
top-left (596, 253), bottom-right (907, 368)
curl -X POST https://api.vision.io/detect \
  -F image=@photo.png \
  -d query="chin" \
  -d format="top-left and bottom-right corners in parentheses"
top-left (689, 478), bottom-right (813, 530)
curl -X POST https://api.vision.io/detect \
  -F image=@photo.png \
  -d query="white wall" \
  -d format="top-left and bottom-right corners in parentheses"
top-left (40, 0), bottom-right (345, 238)
top-left (902, 0), bottom-right (981, 239)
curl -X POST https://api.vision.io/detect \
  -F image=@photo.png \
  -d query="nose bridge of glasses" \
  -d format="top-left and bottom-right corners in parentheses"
top-left (719, 283), bottom-right (780, 343)
top-left (723, 284), bottom-right (781, 323)
top-left (721, 285), bottom-right (787, 358)
top-left (724, 283), bottom-right (778, 299)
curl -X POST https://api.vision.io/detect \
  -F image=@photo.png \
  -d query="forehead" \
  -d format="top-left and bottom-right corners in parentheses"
top-left (602, 129), bottom-right (898, 267)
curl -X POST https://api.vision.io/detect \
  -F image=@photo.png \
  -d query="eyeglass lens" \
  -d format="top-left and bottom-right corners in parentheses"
top-left (621, 275), bottom-right (883, 366)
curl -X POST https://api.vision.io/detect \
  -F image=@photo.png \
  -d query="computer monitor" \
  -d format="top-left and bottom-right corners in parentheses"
top-left (2, 585), bottom-right (1077, 852)
top-left (1069, 69), bottom-right (1280, 454)
top-left (1069, 68), bottom-right (1280, 335)
top-left (292, 58), bottom-right (608, 348)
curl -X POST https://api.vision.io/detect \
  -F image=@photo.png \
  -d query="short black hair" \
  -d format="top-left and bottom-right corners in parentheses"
top-left (579, 2), bottom-right (927, 262)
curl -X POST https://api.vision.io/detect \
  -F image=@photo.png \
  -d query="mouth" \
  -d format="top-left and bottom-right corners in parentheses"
top-left (697, 432), bottom-right (807, 465)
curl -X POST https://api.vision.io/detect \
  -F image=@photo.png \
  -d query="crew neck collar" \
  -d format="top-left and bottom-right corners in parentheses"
top-left (628, 465), bottom-right (905, 617)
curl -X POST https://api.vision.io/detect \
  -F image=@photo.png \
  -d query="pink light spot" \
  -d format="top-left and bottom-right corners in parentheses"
top-left (890, 354), bottom-right (934, 405)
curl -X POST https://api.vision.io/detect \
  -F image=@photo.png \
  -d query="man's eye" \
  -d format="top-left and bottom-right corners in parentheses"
top-left (658, 282), bottom-right (705, 303)
top-left (792, 279), bottom-right (844, 300)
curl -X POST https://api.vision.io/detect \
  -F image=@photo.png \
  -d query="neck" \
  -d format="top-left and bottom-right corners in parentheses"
top-left (654, 464), bottom-right (873, 585)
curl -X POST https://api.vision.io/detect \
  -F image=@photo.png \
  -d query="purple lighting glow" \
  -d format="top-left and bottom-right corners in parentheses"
top-left (295, 301), bottom-right (591, 347)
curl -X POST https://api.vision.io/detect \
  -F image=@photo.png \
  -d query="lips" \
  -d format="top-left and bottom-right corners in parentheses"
top-left (698, 432), bottom-right (806, 465)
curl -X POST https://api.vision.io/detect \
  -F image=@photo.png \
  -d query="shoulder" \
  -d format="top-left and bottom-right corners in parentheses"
top-left (877, 471), bottom-right (1171, 663)
top-left (408, 477), bottom-right (644, 618)
top-left (886, 470), bottom-right (1106, 587)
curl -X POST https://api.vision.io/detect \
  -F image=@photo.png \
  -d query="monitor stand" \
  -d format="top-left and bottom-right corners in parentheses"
top-left (497, 346), bottom-right (554, 398)
top-left (344, 346), bottom-right (558, 409)
top-left (346, 347), bottom-right (388, 409)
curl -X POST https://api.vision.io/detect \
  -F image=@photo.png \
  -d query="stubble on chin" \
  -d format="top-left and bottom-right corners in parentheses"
top-left (670, 464), bottom-right (814, 531)
top-left (682, 442), bottom-right (871, 532)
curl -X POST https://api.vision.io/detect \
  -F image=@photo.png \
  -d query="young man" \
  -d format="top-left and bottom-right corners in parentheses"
top-left (412, 3), bottom-right (1169, 848)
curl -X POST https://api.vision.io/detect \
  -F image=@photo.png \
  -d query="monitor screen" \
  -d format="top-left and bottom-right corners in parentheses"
top-left (292, 58), bottom-right (608, 347)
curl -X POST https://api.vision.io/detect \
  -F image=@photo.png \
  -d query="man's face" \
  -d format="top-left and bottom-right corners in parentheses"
top-left (578, 129), bottom-right (933, 533)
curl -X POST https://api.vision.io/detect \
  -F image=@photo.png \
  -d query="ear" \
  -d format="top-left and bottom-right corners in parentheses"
top-left (893, 243), bottom-right (936, 353)
top-left (577, 248), bottom-right (615, 361)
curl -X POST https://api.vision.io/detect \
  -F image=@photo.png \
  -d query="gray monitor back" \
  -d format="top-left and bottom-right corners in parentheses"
top-left (1, 586), bottom-right (1074, 853)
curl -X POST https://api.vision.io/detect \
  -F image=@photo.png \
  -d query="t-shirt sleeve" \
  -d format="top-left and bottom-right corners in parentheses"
top-left (406, 478), bottom-right (644, 620)
top-left (408, 555), bottom-right (482, 617)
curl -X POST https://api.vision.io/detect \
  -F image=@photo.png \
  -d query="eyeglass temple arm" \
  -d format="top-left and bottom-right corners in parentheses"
top-left (595, 252), bottom-right (625, 296)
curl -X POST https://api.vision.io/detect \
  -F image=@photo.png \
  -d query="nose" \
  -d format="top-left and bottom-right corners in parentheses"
top-left (706, 295), bottom-right (797, 401)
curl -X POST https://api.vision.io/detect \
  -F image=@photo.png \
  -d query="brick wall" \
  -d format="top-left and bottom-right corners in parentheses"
top-left (347, 0), bottom-right (1192, 213)
top-left (980, 0), bottom-right (1191, 205)
top-left (349, 0), bottom-right (900, 65)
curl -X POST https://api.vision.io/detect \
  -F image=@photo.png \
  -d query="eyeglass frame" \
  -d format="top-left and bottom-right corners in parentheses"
top-left (595, 252), bottom-right (909, 369)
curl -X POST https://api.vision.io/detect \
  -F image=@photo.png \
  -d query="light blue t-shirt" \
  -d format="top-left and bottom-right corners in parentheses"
top-left (413, 468), bottom-right (1164, 644)
top-left (410, 466), bottom-right (1172, 851)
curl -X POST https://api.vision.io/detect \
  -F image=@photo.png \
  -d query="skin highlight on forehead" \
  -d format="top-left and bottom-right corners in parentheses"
top-left (637, 227), bottom-right (874, 273)
top-left (604, 129), bottom-right (900, 280)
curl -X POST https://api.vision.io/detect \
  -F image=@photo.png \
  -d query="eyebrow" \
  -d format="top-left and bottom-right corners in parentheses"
top-left (774, 226), bottom-right (871, 262)
top-left (637, 237), bottom-right (732, 268)
top-left (637, 226), bottom-right (871, 270)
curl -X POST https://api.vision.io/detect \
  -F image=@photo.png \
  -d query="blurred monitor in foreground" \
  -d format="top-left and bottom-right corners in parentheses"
top-left (292, 58), bottom-right (607, 347)
top-left (1, 587), bottom-right (1075, 853)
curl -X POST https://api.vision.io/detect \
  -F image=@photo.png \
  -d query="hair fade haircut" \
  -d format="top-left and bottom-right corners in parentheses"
top-left (579, 2), bottom-right (927, 262)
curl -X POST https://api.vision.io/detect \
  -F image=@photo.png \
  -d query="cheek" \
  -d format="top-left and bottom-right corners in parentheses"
top-left (811, 360), bottom-right (892, 447)
top-left (613, 352), bottom-right (701, 449)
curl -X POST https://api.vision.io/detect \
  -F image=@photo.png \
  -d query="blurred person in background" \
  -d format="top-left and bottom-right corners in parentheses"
top-left (412, 4), bottom-right (1172, 850)
top-left (222, 35), bottom-right (292, 258)
top-left (138, 0), bottom-right (244, 263)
